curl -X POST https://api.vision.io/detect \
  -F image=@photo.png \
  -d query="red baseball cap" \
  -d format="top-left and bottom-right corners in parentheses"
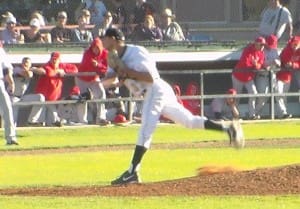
top-left (69, 86), bottom-right (80, 96)
top-left (227, 88), bottom-right (237, 95)
top-left (51, 51), bottom-right (61, 59)
top-left (266, 34), bottom-right (278, 49)
top-left (114, 114), bottom-right (127, 124)
top-left (255, 36), bottom-right (266, 45)
top-left (290, 36), bottom-right (300, 45)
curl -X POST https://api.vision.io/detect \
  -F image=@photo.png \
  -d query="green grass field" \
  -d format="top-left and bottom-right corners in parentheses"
top-left (0, 122), bottom-right (299, 209)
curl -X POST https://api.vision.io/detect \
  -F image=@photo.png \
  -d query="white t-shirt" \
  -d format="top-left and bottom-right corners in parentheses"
top-left (259, 6), bottom-right (292, 39)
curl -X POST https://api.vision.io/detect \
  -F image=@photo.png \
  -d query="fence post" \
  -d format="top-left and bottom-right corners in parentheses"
top-left (200, 72), bottom-right (204, 116)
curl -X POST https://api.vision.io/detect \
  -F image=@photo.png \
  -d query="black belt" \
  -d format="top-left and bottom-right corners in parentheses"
top-left (258, 74), bottom-right (268, 77)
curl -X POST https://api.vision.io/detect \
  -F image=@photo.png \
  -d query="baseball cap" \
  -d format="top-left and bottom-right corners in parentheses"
top-left (69, 86), bottom-right (80, 96)
top-left (227, 88), bottom-right (237, 95)
top-left (162, 8), bottom-right (175, 19)
top-left (6, 16), bottom-right (16, 24)
top-left (2, 11), bottom-right (13, 18)
top-left (58, 11), bottom-right (67, 18)
top-left (290, 36), bottom-right (300, 45)
top-left (104, 28), bottom-right (125, 41)
top-left (51, 52), bottom-right (61, 59)
top-left (266, 34), bottom-right (278, 49)
top-left (30, 18), bottom-right (40, 28)
top-left (255, 36), bottom-right (266, 45)
top-left (114, 114), bottom-right (127, 124)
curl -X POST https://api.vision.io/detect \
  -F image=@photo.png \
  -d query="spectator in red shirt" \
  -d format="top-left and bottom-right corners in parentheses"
top-left (232, 36), bottom-right (266, 119)
top-left (35, 52), bottom-right (78, 126)
top-left (275, 36), bottom-right (300, 118)
top-left (182, 81), bottom-right (201, 115)
top-left (75, 37), bottom-right (109, 125)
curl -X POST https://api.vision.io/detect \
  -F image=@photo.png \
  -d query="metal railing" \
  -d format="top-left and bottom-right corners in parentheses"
top-left (10, 68), bottom-right (299, 124)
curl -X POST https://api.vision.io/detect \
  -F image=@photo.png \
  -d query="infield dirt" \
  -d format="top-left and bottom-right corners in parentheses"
top-left (0, 139), bottom-right (299, 197)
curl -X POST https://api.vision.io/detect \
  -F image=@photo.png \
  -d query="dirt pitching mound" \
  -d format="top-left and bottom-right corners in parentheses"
top-left (0, 164), bottom-right (299, 197)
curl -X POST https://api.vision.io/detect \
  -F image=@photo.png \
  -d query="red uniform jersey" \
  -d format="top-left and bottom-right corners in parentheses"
top-left (35, 62), bottom-right (78, 101)
top-left (78, 38), bottom-right (108, 82)
top-left (182, 81), bottom-right (201, 115)
top-left (233, 43), bottom-right (265, 82)
top-left (277, 41), bottom-right (300, 83)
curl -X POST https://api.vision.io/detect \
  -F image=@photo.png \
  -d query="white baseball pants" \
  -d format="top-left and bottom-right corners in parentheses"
top-left (137, 79), bottom-right (206, 149)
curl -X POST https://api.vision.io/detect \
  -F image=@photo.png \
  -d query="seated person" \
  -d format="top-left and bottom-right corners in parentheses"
top-left (34, 52), bottom-right (78, 126)
top-left (22, 18), bottom-right (51, 43)
top-left (10, 57), bottom-right (45, 126)
top-left (130, 14), bottom-right (163, 41)
top-left (160, 8), bottom-right (185, 41)
top-left (58, 86), bottom-right (93, 125)
top-left (92, 11), bottom-right (113, 38)
top-left (1, 15), bottom-right (24, 44)
top-left (182, 81), bottom-right (201, 115)
top-left (209, 88), bottom-right (240, 120)
top-left (50, 11), bottom-right (72, 43)
top-left (71, 15), bottom-right (93, 42)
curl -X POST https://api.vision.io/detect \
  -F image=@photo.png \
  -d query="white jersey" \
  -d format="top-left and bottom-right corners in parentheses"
top-left (259, 6), bottom-right (292, 39)
top-left (0, 47), bottom-right (13, 80)
top-left (121, 45), bottom-right (160, 97)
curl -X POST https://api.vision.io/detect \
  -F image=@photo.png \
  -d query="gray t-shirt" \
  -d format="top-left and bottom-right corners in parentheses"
top-left (12, 66), bottom-right (31, 97)
top-left (259, 6), bottom-right (292, 39)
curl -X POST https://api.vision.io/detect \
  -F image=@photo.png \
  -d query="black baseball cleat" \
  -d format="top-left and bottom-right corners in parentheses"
top-left (6, 140), bottom-right (19, 145)
top-left (111, 170), bottom-right (140, 185)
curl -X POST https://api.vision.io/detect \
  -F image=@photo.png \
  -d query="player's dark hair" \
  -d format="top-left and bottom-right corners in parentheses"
top-left (22, 57), bottom-right (31, 64)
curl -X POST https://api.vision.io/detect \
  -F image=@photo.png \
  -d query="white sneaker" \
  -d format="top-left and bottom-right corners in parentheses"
top-left (227, 120), bottom-right (245, 149)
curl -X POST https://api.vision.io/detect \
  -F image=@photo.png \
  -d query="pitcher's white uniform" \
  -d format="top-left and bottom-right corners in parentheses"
top-left (121, 45), bottom-right (206, 148)
top-left (0, 47), bottom-right (17, 144)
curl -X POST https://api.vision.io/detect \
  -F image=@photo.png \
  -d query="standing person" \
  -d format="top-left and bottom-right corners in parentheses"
top-left (0, 44), bottom-right (18, 145)
top-left (130, 0), bottom-right (155, 25)
top-left (76, 38), bottom-right (109, 125)
top-left (259, 0), bottom-right (293, 40)
top-left (102, 28), bottom-right (244, 185)
top-left (35, 52), bottom-right (78, 126)
top-left (82, 0), bottom-right (107, 25)
top-left (10, 57), bottom-right (45, 126)
top-left (209, 88), bottom-right (240, 120)
top-left (275, 36), bottom-right (300, 118)
top-left (112, 0), bottom-right (127, 29)
top-left (232, 36), bottom-right (266, 120)
top-left (255, 34), bottom-right (281, 118)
